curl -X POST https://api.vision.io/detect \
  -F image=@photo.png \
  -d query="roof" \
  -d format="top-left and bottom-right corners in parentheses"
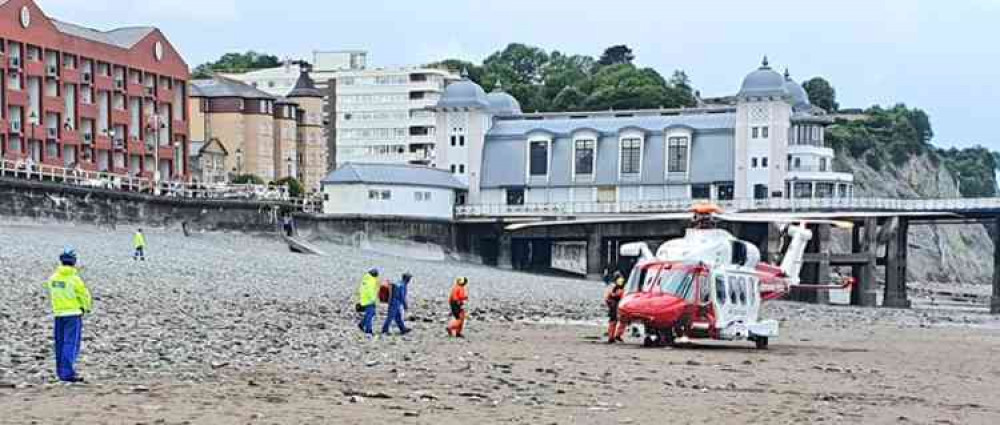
top-left (487, 83), bottom-right (522, 116)
top-left (190, 77), bottom-right (276, 99)
top-left (188, 138), bottom-right (228, 156)
top-left (287, 71), bottom-right (324, 98)
top-left (51, 19), bottom-right (155, 49)
top-left (435, 76), bottom-right (489, 110)
top-left (738, 57), bottom-right (788, 99)
top-left (488, 110), bottom-right (737, 138)
top-left (322, 163), bottom-right (468, 190)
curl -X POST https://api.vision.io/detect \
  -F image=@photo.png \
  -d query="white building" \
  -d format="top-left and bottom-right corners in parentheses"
top-left (222, 51), bottom-right (368, 97)
top-left (329, 67), bottom-right (459, 168)
top-left (320, 163), bottom-right (467, 220)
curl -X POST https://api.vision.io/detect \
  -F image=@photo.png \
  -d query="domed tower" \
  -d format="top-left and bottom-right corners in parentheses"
top-left (431, 70), bottom-right (492, 201)
top-left (486, 81), bottom-right (522, 116)
top-left (287, 69), bottom-right (326, 192)
top-left (734, 56), bottom-right (793, 200)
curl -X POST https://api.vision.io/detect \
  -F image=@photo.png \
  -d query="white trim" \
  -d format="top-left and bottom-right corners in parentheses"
top-left (664, 128), bottom-right (692, 180)
top-left (617, 130), bottom-right (644, 180)
top-left (525, 132), bottom-right (552, 183)
top-left (571, 133), bottom-right (598, 182)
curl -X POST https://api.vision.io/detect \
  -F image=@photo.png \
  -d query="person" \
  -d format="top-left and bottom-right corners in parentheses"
top-left (357, 268), bottom-right (379, 337)
top-left (446, 277), bottom-right (469, 338)
top-left (133, 228), bottom-right (146, 261)
top-left (43, 247), bottom-right (92, 382)
top-left (604, 272), bottom-right (627, 344)
top-left (282, 215), bottom-right (294, 237)
top-left (381, 273), bottom-right (412, 335)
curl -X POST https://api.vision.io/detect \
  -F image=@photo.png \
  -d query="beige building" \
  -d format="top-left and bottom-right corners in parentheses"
top-left (188, 71), bottom-right (327, 191)
top-left (189, 138), bottom-right (228, 184)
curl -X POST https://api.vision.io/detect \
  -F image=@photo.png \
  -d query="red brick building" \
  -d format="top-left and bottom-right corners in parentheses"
top-left (0, 0), bottom-right (190, 180)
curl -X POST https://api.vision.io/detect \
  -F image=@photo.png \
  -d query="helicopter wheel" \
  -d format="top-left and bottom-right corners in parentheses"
top-left (643, 335), bottom-right (657, 348)
top-left (752, 336), bottom-right (769, 350)
top-left (658, 329), bottom-right (675, 347)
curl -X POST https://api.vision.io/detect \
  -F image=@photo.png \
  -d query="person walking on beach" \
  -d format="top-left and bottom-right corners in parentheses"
top-left (605, 272), bottom-right (626, 344)
top-left (43, 247), bottom-right (92, 382)
top-left (446, 277), bottom-right (469, 338)
top-left (381, 273), bottom-right (412, 335)
top-left (357, 268), bottom-right (379, 337)
top-left (133, 228), bottom-right (146, 261)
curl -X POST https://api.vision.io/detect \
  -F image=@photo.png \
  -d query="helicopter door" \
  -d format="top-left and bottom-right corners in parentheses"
top-left (712, 273), bottom-right (752, 339)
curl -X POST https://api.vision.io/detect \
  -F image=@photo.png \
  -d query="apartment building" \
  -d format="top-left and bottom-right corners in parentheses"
top-left (188, 71), bottom-right (327, 191)
top-left (327, 67), bottom-right (458, 168)
top-left (0, 0), bottom-right (190, 179)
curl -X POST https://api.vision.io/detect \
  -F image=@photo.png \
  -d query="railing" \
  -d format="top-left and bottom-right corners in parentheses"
top-left (0, 159), bottom-right (315, 207)
top-left (455, 197), bottom-right (1000, 217)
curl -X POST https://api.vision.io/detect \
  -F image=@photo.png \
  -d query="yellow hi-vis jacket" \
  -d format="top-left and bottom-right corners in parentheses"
top-left (358, 273), bottom-right (378, 307)
top-left (133, 232), bottom-right (146, 248)
top-left (43, 266), bottom-right (92, 317)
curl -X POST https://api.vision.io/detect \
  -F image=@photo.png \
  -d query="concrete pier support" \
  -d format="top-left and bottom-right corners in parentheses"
top-left (587, 226), bottom-right (604, 278)
top-left (883, 217), bottom-right (911, 308)
top-left (497, 233), bottom-right (513, 270)
top-left (993, 217), bottom-right (1000, 315)
top-left (793, 224), bottom-right (830, 304)
top-left (851, 218), bottom-right (878, 307)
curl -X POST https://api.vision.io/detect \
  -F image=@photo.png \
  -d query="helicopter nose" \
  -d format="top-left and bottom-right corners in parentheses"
top-left (618, 293), bottom-right (688, 325)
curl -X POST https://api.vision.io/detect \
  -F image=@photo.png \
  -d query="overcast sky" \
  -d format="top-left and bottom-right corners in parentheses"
top-left (40, 0), bottom-right (1000, 150)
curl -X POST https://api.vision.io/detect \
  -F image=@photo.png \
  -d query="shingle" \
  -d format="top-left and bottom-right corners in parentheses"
top-left (322, 163), bottom-right (467, 190)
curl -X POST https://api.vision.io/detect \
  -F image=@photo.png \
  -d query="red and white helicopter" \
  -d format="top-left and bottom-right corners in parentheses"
top-left (508, 203), bottom-right (857, 349)
top-left (614, 204), bottom-right (855, 349)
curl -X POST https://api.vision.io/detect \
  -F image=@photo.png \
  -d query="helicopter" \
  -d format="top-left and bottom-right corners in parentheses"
top-left (612, 203), bottom-right (855, 349)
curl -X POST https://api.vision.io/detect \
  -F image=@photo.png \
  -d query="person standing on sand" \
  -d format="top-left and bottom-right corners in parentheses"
top-left (604, 272), bottom-right (626, 344)
top-left (43, 247), bottom-right (92, 382)
top-left (357, 268), bottom-right (379, 337)
top-left (133, 228), bottom-right (146, 261)
top-left (381, 273), bottom-right (412, 335)
top-left (446, 277), bottom-right (469, 338)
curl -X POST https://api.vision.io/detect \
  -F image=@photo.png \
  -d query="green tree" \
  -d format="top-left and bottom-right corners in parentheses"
top-left (582, 64), bottom-right (691, 110)
top-left (551, 86), bottom-right (587, 111)
top-left (802, 77), bottom-right (839, 112)
top-left (192, 51), bottom-right (281, 78)
top-left (232, 174), bottom-right (265, 185)
top-left (426, 59), bottom-right (484, 85)
top-left (598, 45), bottom-right (635, 66)
top-left (272, 177), bottom-right (304, 198)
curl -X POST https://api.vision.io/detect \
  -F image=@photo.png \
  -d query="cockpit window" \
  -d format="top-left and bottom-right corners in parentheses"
top-left (660, 269), bottom-right (695, 300)
top-left (625, 266), bottom-right (649, 294)
top-left (715, 275), bottom-right (727, 305)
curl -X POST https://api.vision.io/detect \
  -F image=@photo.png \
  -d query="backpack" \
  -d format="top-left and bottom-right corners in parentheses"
top-left (378, 281), bottom-right (392, 303)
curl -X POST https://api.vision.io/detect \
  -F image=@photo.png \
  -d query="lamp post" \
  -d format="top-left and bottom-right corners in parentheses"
top-left (146, 114), bottom-right (167, 194)
top-left (29, 111), bottom-right (38, 162)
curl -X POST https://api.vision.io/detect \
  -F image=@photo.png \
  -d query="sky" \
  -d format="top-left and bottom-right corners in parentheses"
top-left (38, 0), bottom-right (1000, 151)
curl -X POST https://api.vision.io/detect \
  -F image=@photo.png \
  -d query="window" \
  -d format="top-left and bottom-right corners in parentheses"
top-left (450, 135), bottom-right (456, 146)
top-left (794, 157), bottom-right (801, 169)
top-left (529, 141), bottom-right (548, 176)
top-left (368, 190), bottom-right (391, 200)
top-left (620, 138), bottom-right (641, 175)
top-left (716, 183), bottom-right (734, 201)
top-left (459, 135), bottom-right (465, 147)
top-left (754, 184), bottom-right (768, 200)
top-left (667, 137), bottom-right (688, 173)
top-left (761, 157), bottom-right (769, 168)
top-left (506, 188), bottom-right (525, 206)
top-left (574, 139), bottom-right (595, 176)
top-left (751, 127), bottom-right (759, 139)
top-left (819, 158), bottom-right (828, 172)
top-left (414, 191), bottom-right (432, 202)
top-left (459, 164), bottom-right (465, 174)
top-left (716, 276), bottom-right (727, 305)
top-left (761, 126), bottom-right (769, 138)
top-left (692, 184), bottom-right (711, 199)
top-left (450, 164), bottom-right (456, 173)
top-left (751, 157), bottom-right (758, 168)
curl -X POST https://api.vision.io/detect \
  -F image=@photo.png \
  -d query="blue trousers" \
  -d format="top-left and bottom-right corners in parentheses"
top-left (134, 247), bottom-right (145, 260)
top-left (54, 315), bottom-right (83, 381)
top-left (381, 306), bottom-right (408, 334)
top-left (359, 304), bottom-right (376, 335)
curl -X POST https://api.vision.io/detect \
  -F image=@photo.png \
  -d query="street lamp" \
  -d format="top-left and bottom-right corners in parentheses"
top-left (29, 111), bottom-right (38, 162)
top-left (146, 114), bottom-right (167, 193)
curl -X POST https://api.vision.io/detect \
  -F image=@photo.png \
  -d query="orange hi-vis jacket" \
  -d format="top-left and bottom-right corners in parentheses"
top-left (449, 284), bottom-right (468, 305)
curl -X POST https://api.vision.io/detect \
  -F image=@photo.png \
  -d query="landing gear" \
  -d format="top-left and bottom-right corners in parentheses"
top-left (751, 336), bottom-right (769, 350)
top-left (643, 329), bottom-right (675, 348)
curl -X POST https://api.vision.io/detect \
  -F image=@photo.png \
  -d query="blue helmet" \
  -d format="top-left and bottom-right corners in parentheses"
top-left (59, 246), bottom-right (78, 266)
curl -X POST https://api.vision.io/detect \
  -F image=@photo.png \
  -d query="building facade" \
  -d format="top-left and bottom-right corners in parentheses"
top-left (0, 0), bottom-right (190, 179)
top-left (320, 162), bottom-right (466, 220)
top-left (187, 71), bottom-right (327, 191)
top-left (327, 67), bottom-right (459, 169)
top-left (430, 58), bottom-right (853, 209)
top-left (189, 138), bottom-right (227, 184)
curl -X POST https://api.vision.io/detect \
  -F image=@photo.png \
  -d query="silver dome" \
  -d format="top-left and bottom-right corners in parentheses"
top-left (738, 56), bottom-right (788, 98)
top-left (435, 73), bottom-right (489, 110)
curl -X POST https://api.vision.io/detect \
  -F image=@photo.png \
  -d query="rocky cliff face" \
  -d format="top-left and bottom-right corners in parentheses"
top-left (838, 154), bottom-right (994, 284)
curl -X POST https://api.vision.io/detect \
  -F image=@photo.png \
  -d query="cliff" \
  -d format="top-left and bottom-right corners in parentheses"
top-left (837, 153), bottom-right (994, 284)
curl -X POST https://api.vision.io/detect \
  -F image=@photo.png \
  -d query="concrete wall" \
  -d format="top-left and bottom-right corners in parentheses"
top-left (0, 177), bottom-right (287, 233)
top-left (294, 213), bottom-right (456, 249)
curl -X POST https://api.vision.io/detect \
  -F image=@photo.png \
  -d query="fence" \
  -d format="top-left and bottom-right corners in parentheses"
top-left (0, 159), bottom-right (320, 208)
top-left (455, 197), bottom-right (1000, 217)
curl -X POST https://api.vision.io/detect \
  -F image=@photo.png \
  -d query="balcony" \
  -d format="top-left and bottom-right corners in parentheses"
top-left (7, 56), bottom-right (21, 69)
top-left (24, 60), bottom-right (44, 75)
top-left (787, 144), bottom-right (834, 157)
top-left (787, 169), bottom-right (854, 183)
top-left (156, 86), bottom-right (173, 102)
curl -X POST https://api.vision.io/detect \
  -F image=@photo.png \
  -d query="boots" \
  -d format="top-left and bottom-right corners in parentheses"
top-left (607, 322), bottom-right (618, 344)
